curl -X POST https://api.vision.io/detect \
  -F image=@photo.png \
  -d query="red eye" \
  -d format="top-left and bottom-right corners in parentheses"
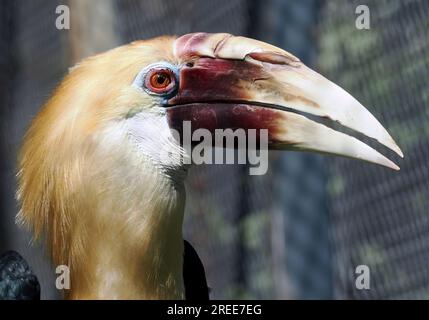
top-left (145, 68), bottom-right (176, 94)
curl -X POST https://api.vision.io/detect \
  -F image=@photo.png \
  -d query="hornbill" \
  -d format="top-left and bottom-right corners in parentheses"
top-left (2, 33), bottom-right (402, 299)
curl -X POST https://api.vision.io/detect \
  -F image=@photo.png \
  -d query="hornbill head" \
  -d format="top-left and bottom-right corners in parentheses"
top-left (17, 33), bottom-right (402, 299)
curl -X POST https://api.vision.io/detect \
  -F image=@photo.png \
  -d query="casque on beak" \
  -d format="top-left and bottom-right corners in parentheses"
top-left (166, 33), bottom-right (403, 170)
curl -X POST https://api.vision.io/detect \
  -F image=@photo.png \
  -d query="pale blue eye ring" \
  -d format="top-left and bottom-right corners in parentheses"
top-left (133, 62), bottom-right (179, 99)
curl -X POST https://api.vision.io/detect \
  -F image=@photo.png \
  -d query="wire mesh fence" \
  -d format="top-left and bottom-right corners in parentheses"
top-left (319, 0), bottom-right (429, 299)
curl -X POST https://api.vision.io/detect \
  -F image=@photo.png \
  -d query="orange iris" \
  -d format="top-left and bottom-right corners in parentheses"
top-left (149, 71), bottom-right (171, 89)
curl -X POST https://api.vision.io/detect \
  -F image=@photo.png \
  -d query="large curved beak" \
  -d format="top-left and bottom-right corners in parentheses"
top-left (167, 33), bottom-right (403, 170)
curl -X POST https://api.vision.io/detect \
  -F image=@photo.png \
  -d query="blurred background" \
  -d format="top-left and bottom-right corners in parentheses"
top-left (0, 0), bottom-right (428, 299)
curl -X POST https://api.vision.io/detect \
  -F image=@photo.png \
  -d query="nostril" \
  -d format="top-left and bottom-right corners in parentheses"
top-left (186, 62), bottom-right (194, 68)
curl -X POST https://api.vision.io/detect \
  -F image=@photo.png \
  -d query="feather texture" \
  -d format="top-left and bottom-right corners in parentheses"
top-left (17, 36), bottom-right (189, 299)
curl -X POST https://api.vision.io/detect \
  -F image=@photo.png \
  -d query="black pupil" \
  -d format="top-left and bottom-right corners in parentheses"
top-left (157, 73), bottom-right (167, 84)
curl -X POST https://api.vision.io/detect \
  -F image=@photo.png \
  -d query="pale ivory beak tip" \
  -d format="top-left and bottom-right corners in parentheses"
top-left (397, 147), bottom-right (404, 159)
top-left (384, 157), bottom-right (401, 171)
top-left (377, 156), bottom-right (400, 171)
top-left (392, 163), bottom-right (401, 171)
top-left (387, 137), bottom-right (404, 158)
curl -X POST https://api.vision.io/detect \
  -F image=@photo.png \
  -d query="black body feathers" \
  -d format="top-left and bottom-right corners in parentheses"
top-left (183, 240), bottom-right (209, 300)
top-left (0, 251), bottom-right (40, 300)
